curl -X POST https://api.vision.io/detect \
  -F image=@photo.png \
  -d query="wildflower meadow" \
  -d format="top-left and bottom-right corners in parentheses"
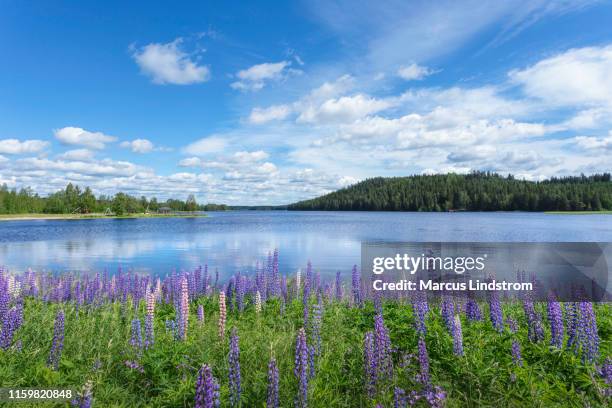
top-left (0, 251), bottom-right (610, 407)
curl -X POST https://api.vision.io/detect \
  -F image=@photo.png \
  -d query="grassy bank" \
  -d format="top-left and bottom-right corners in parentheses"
top-left (0, 213), bottom-right (207, 221)
top-left (1, 296), bottom-right (609, 407)
top-left (545, 211), bottom-right (612, 215)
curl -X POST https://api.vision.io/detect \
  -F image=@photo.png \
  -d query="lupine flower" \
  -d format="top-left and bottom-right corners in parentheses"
top-left (424, 386), bottom-right (447, 408)
top-left (310, 302), bottom-right (322, 357)
top-left (522, 299), bottom-right (544, 343)
top-left (48, 310), bottom-right (65, 370)
top-left (194, 364), bottom-right (220, 408)
top-left (577, 300), bottom-right (599, 363)
top-left (394, 387), bottom-right (406, 408)
top-left (511, 339), bottom-right (522, 366)
top-left (124, 360), bottom-right (145, 373)
top-left (235, 274), bottom-right (245, 312)
top-left (374, 314), bottom-right (393, 380)
top-left (465, 297), bottom-right (482, 321)
top-left (296, 268), bottom-right (301, 291)
top-left (488, 290), bottom-right (503, 333)
top-left (413, 296), bottom-right (428, 336)
top-left (145, 292), bottom-right (155, 348)
top-left (130, 318), bottom-right (143, 354)
top-left (294, 328), bottom-right (309, 408)
top-left (364, 331), bottom-right (376, 396)
top-left (308, 344), bottom-right (316, 379)
top-left (267, 358), bottom-right (279, 408)
top-left (417, 336), bottom-right (430, 385)
top-left (218, 292), bottom-right (226, 339)
top-left (197, 304), bottom-right (204, 324)
top-left (506, 317), bottom-right (519, 333)
top-left (255, 291), bottom-right (262, 314)
top-left (228, 328), bottom-right (241, 406)
top-left (0, 303), bottom-right (23, 349)
top-left (178, 277), bottom-right (189, 340)
top-left (547, 294), bottom-right (564, 348)
top-left (71, 381), bottom-right (93, 408)
top-left (452, 314), bottom-right (463, 356)
top-left (566, 301), bottom-right (579, 350)
top-left (351, 265), bottom-right (361, 307)
top-left (441, 295), bottom-right (455, 333)
top-left (335, 271), bottom-right (342, 300)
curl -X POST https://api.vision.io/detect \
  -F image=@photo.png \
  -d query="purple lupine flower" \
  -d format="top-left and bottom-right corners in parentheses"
top-left (0, 304), bottom-right (23, 349)
top-left (522, 299), bottom-right (544, 343)
top-left (465, 297), bottom-right (482, 321)
top-left (194, 364), bottom-right (220, 408)
top-left (308, 344), bottom-right (316, 379)
top-left (441, 295), bottom-right (454, 333)
top-left (145, 292), bottom-right (155, 348)
top-left (424, 386), bottom-right (447, 408)
top-left (335, 271), bottom-right (342, 300)
top-left (413, 296), bottom-right (428, 336)
top-left (506, 317), bottom-right (519, 333)
top-left (228, 328), bottom-right (241, 407)
top-left (48, 310), bottom-right (65, 370)
top-left (547, 294), bottom-right (564, 348)
top-left (417, 336), bottom-right (430, 385)
top-left (511, 339), bottom-right (522, 366)
top-left (374, 314), bottom-right (393, 380)
top-left (577, 300), bottom-right (599, 363)
top-left (488, 290), bottom-right (503, 333)
top-left (351, 265), bottom-right (361, 307)
top-left (452, 315), bottom-right (463, 356)
top-left (197, 304), bottom-right (204, 324)
top-left (364, 331), bottom-right (376, 396)
top-left (235, 273), bottom-right (244, 312)
top-left (124, 360), bottom-right (144, 373)
top-left (394, 387), bottom-right (407, 408)
top-left (310, 302), bottom-right (322, 357)
top-left (294, 328), bottom-right (309, 408)
top-left (267, 358), bottom-right (279, 408)
top-left (71, 381), bottom-right (93, 408)
top-left (565, 301), bottom-right (579, 350)
top-left (130, 318), bottom-right (143, 354)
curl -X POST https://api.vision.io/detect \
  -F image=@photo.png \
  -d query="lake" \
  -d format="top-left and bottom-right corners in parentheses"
top-left (0, 211), bottom-right (611, 279)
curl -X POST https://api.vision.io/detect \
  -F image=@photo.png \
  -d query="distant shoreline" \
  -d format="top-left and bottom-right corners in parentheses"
top-left (0, 213), bottom-right (208, 221)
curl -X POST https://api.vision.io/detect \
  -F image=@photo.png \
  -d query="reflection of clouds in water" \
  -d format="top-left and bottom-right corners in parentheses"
top-left (0, 230), bottom-right (360, 278)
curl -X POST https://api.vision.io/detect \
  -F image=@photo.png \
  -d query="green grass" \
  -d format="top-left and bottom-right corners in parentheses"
top-left (0, 298), bottom-right (609, 407)
top-left (544, 211), bottom-right (612, 215)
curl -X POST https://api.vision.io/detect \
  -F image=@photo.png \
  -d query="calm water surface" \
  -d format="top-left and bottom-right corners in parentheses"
top-left (0, 211), bottom-right (610, 279)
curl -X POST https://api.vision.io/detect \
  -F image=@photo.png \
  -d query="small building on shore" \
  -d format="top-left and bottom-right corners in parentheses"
top-left (158, 206), bottom-right (172, 214)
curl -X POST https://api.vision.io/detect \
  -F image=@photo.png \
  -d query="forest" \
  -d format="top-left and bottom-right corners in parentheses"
top-left (287, 172), bottom-right (612, 212)
top-left (0, 183), bottom-right (228, 215)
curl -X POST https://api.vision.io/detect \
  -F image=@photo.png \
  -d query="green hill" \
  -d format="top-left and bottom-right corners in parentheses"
top-left (287, 172), bottom-right (612, 212)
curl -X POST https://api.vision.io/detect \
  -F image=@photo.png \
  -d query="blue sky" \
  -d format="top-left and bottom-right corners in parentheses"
top-left (1, 0), bottom-right (611, 205)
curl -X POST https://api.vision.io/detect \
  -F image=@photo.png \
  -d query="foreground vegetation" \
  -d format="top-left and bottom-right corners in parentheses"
top-left (289, 172), bottom-right (612, 212)
top-left (0, 265), bottom-right (610, 407)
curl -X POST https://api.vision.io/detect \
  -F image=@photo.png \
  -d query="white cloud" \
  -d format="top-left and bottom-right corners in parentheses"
top-left (15, 157), bottom-right (145, 177)
top-left (0, 139), bottom-right (49, 155)
top-left (120, 138), bottom-right (155, 153)
top-left (397, 63), bottom-right (433, 80)
top-left (179, 157), bottom-right (203, 167)
top-left (574, 132), bottom-right (612, 151)
top-left (509, 45), bottom-right (612, 108)
top-left (249, 105), bottom-right (292, 124)
top-left (231, 61), bottom-right (298, 91)
top-left (182, 136), bottom-right (227, 156)
top-left (297, 94), bottom-right (393, 124)
top-left (57, 149), bottom-right (95, 161)
top-left (54, 127), bottom-right (117, 149)
top-left (131, 39), bottom-right (210, 85)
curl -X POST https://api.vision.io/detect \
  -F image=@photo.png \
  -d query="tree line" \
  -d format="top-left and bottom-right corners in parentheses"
top-left (0, 183), bottom-right (228, 215)
top-left (287, 172), bottom-right (612, 212)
